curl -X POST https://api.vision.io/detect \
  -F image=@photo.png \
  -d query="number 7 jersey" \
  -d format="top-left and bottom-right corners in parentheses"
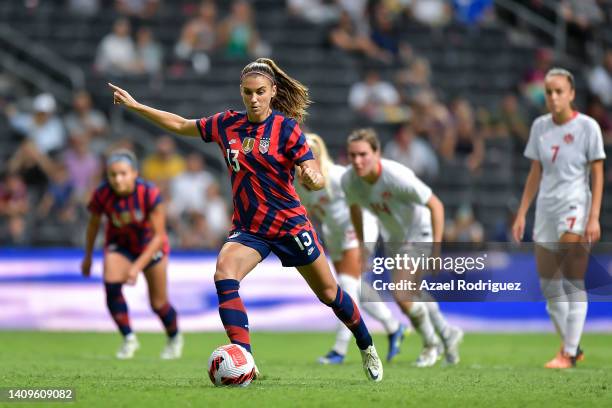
top-left (524, 112), bottom-right (606, 211)
top-left (196, 110), bottom-right (314, 239)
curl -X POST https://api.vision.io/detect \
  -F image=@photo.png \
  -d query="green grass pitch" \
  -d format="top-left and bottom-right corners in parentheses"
top-left (0, 331), bottom-right (610, 407)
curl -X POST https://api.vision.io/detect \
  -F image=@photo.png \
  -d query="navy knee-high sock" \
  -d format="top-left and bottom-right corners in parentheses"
top-left (215, 279), bottom-right (251, 352)
top-left (325, 286), bottom-right (373, 350)
top-left (105, 282), bottom-right (132, 337)
top-left (153, 303), bottom-right (179, 338)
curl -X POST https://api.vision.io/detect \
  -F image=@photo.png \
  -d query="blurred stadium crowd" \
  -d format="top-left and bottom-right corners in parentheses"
top-left (1, 0), bottom-right (611, 248)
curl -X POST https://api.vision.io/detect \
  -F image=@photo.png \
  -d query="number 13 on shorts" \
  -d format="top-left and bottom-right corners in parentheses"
top-left (294, 231), bottom-right (313, 251)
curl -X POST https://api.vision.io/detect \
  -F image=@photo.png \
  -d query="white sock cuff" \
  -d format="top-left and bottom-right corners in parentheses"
top-left (539, 278), bottom-right (566, 301)
top-left (408, 301), bottom-right (426, 317)
top-left (563, 279), bottom-right (587, 302)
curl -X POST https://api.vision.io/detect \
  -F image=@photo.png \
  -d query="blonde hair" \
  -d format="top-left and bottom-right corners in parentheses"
top-left (241, 58), bottom-right (311, 123)
top-left (305, 133), bottom-right (333, 192)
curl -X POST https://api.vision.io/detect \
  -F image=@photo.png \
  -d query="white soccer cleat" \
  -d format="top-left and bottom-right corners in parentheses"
top-left (360, 345), bottom-right (383, 382)
top-left (415, 344), bottom-right (441, 368)
top-left (253, 363), bottom-right (262, 380)
top-left (116, 334), bottom-right (140, 360)
top-left (160, 333), bottom-right (184, 360)
top-left (442, 326), bottom-right (464, 365)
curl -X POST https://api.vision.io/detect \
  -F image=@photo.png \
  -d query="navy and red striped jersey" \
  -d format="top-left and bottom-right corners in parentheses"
top-left (87, 178), bottom-right (169, 255)
top-left (196, 110), bottom-right (314, 239)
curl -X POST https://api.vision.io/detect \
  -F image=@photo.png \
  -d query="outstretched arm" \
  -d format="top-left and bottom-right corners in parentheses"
top-left (109, 83), bottom-right (200, 137)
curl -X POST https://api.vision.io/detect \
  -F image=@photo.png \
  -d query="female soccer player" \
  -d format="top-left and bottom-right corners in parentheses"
top-left (295, 133), bottom-right (407, 365)
top-left (512, 68), bottom-right (605, 369)
top-left (342, 128), bottom-right (463, 367)
top-left (108, 58), bottom-right (383, 382)
top-left (81, 149), bottom-right (182, 360)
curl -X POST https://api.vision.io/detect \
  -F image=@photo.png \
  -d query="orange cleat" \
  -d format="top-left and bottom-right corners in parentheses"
top-left (545, 351), bottom-right (576, 369)
top-left (576, 346), bottom-right (585, 362)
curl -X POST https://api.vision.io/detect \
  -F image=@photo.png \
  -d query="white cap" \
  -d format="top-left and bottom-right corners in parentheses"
top-left (32, 93), bottom-right (57, 113)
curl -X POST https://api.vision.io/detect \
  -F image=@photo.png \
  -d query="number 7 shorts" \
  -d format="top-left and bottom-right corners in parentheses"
top-left (533, 203), bottom-right (587, 251)
top-left (225, 227), bottom-right (324, 267)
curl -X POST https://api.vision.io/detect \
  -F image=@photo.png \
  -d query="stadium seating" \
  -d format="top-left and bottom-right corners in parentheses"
top-left (0, 0), bottom-right (609, 242)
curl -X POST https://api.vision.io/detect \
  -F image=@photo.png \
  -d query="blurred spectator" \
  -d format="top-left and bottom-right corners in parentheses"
top-left (395, 56), bottom-right (433, 104)
top-left (520, 47), bottom-right (553, 111)
top-left (218, 0), bottom-right (270, 58)
top-left (452, 0), bottom-right (494, 26)
top-left (447, 98), bottom-right (484, 173)
top-left (6, 93), bottom-right (66, 155)
top-left (405, 0), bottom-right (452, 27)
top-left (174, 0), bottom-right (218, 75)
top-left (203, 182), bottom-right (230, 242)
top-left (178, 211), bottom-right (217, 249)
top-left (37, 161), bottom-right (77, 224)
top-left (560, 0), bottom-right (604, 59)
top-left (588, 48), bottom-right (612, 108)
top-left (63, 135), bottom-right (102, 204)
top-left (134, 26), bottom-right (163, 75)
top-left (496, 92), bottom-right (529, 148)
top-left (7, 140), bottom-right (54, 188)
top-left (115, 0), bottom-right (159, 20)
top-left (95, 18), bottom-right (139, 75)
top-left (586, 97), bottom-right (612, 145)
top-left (382, 122), bottom-right (439, 182)
top-left (142, 136), bottom-right (186, 193)
top-left (444, 204), bottom-right (484, 243)
top-left (348, 69), bottom-right (408, 123)
top-left (64, 90), bottom-right (109, 154)
top-left (0, 173), bottom-right (29, 245)
top-left (329, 10), bottom-right (392, 63)
top-left (287, 0), bottom-right (340, 25)
top-left (409, 90), bottom-right (454, 156)
top-left (168, 152), bottom-right (215, 219)
top-left (67, 0), bottom-right (100, 16)
top-left (370, 2), bottom-right (401, 58)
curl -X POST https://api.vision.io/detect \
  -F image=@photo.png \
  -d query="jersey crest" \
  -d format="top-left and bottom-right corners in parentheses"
top-left (242, 137), bottom-right (255, 153)
top-left (259, 138), bottom-right (270, 154)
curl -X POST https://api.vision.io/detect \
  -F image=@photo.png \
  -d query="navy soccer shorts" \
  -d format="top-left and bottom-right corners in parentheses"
top-left (106, 243), bottom-right (165, 270)
top-left (225, 228), bottom-right (324, 267)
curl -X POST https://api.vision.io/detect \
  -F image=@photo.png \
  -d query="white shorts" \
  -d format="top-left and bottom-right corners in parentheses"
top-left (534, 202), bottom-right (587, 250)
top-left (322, 214), bottom-right (379, 262)
top-left (385, 226), bottom-right (433, 258)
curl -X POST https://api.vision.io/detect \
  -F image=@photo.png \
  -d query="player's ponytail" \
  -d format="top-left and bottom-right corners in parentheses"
top-left (241, 58), bottom-right (311, 123)
top-left (305, 133), bottom-right (333, 193)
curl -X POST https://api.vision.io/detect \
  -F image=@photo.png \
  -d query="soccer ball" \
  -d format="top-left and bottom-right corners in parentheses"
top-left (207, 344), bottom-right (256, 387)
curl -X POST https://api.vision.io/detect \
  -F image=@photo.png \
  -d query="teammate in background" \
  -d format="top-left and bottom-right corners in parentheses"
top-left (295, 133), bottom-right (408, 365)
top-left (108, 58), bottom-right (384, 382)
top-left (81, 149), bottom-right (183, 360)
top-left (342, 128), bottom-right (463, 367)
top-left (512, 68), bottom-right (605, 369)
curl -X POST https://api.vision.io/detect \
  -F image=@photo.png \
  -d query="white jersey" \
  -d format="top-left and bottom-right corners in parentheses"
top-left (525, 112), bottom-right (606, 213)
top-left (296, 164), bottom-right (378, 260)
top-left (297, 164), bottom-right (352, 232)
top-left (341, 159), bottom-right (433, 242)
